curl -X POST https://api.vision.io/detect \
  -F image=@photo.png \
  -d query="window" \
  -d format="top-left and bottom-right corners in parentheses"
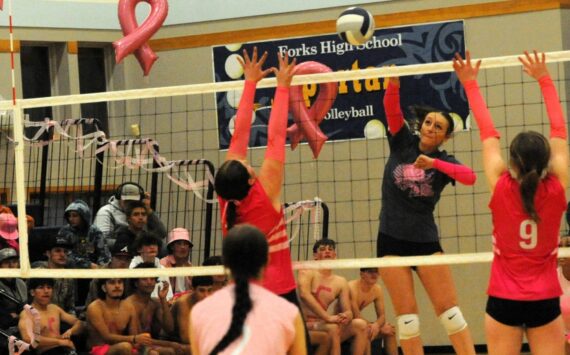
top-left (78, 47), bottom-right (109, 134)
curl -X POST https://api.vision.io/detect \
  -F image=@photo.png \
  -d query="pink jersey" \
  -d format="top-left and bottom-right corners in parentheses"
top-left (220, 181), bottom-right (296, 295)
top-left (488, 172), bottom-right (565, 300)
top-left (191, 282), bottom-right (298, 355)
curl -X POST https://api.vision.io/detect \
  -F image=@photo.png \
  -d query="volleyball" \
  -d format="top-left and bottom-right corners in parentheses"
top-left (336, 7), bottom-right (375, 46)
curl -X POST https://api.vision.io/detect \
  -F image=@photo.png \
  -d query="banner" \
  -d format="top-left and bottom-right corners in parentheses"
top-left (213, 20), bottom-right (466, 150)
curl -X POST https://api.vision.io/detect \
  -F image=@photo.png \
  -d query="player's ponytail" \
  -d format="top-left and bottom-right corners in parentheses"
top-left (510, 131), bottom-right (550, 223)
top-left (519, 170), bottom-right (541, 222)
top-left (209, 224), bottom-right (268, 355)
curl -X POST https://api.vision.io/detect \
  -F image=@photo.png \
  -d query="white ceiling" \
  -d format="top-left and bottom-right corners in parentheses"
top-left (0, 0), bottom-right (389, 30)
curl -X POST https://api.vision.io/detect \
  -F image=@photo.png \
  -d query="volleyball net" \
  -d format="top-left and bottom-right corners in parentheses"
top-left (1, 50), bottom-right (570, 279)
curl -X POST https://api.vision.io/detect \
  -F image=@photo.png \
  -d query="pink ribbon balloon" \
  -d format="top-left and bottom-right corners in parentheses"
top-left (113, 0), bottom-right (168, 76)
top-left (288, 61), bottom-right (338, 159)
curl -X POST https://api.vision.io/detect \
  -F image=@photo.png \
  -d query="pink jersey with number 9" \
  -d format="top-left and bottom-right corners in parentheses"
top-left (488, 172), bottom-right (565, 301)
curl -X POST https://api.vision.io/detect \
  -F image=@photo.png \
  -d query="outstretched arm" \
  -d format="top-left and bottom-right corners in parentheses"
top-left (414, 155), bottom-right (476, 185)
top-left (226, 47), bottom-right (273, 162)
top-left (258, 52), bottom-right (296, 211)
top-left (519, 50), bottom-right (568, 190)
top-left (453, 51), bottom-right (506, 191)
top-left (383, 77), bottom-right (405, 135)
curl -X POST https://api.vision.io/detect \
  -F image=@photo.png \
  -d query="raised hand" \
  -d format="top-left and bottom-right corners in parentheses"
top-left (274, 52), bottom-right (297, 88)
top-left (518, 50), bottom-right (549, 81)
top-left (158, 281), bottom-right (169, 301)
top-left (237, 47), bottom-right (273, 83)
top-left (453, 51), bottom-right (481, 84)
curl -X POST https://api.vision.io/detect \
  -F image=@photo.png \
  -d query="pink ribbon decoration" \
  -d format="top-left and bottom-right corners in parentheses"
top-left (113, 0), bottom-right (168, 76)
top-left (288, 61), bottom-right (338, 159)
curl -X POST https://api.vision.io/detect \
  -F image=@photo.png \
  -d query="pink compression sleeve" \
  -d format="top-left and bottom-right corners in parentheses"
top-left (265, 86), bottom-right (290, 162)
top-left (433, 159), bottom-right (477, 186)
top-left (383, 81), bottom-right (404, 135)
top-left (463, 80), bottom-right (500, 141)
top-left (228, 80), bottom-right (257, 156)
top-left (539, 75), bottom-right (567, 139)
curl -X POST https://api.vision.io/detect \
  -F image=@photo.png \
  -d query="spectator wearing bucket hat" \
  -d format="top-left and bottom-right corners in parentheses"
top-left (0, 248), bottom-right (27, 334)
top-left (31, 234), bottom-right (77, 315)
top-left (0, 213), bottom-right (19, 251)
top-left (160, 228), bottom-right (193, 296)
top-left (93, 182), bottom-right (167, 250)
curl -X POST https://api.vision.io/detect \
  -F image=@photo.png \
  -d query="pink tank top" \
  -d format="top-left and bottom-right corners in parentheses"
top-left (191, 283), bottom-right (298, 355)
top-left (220, 181), bottom-right (296, 295)
top-left (488, 172), bottom-right (565, 300)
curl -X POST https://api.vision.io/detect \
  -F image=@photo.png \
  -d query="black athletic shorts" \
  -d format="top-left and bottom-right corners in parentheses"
top-left (486, 296), bottom-right (561, 328)
top-left (377, 232), bottom-right (443, 257)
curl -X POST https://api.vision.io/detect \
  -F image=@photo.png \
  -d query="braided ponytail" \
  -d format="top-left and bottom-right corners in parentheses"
top-left (209, 275), bottom-right (252, 355)
top-left (209, 224), bottom-right (268, 355)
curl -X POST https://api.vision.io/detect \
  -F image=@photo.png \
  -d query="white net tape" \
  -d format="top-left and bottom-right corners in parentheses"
top-left (0, 248), bottom-right (567, 279)
top-left (2, 50), bottom-right (570, 111)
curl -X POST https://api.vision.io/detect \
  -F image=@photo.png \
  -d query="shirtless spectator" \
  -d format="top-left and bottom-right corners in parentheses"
top-left (95, 182), bottom-right (166, 250)
top-left (202, 256), bottom-right (227, 292)
top-left (84, 239), bottom-right (134, 312)
top-left (19, 278), bottom-right (83, 355)
top-left (298, 239), bottom-right (367, 355)
top-left (170, 275), bottom-right (213, 349)
top-left (349, 268), bottom-right (398, 355)
top-left (86, 278), bottom-right (154, 355)
top-left (32, 234), bottom-right (76, 315)
top-left (126, 263), bottom-right (184, 354)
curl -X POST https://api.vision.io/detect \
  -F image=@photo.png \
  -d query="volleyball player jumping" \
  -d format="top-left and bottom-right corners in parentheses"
top-left (377, 76), bottom-right (477, 354)
top-left (454, 50), bottom-right (567, 355)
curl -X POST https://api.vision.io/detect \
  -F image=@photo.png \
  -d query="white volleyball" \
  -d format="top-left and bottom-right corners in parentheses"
top-left (336, 7), bottom-right (375, 46)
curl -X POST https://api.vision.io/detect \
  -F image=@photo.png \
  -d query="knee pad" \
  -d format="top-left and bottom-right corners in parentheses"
top-left (439, 306), bottom-right (467, 335)
top-left (397, 314), bottom-right (420, 340)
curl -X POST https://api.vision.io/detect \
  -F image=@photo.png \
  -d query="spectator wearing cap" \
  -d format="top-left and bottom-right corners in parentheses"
top-left (32, 234), bottom-right (77, 315)
top-left (0, 213), bottom-right (19, 251)
top-left (0, 248), bottom-right (27, 335)
top-left (93, 182), bottom-right (166, 250)
top-left (160, 228), bottom-right (193, 296)
top-left (58, 199), bottom-right (110, 269)
top-left (129, 232), bottom-right (173, 301)
top-left (83, 239), bottom-right (134, 315)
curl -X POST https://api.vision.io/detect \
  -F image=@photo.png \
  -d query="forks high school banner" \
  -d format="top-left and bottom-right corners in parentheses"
top-left (213, 20), bottom-right (466, 150)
